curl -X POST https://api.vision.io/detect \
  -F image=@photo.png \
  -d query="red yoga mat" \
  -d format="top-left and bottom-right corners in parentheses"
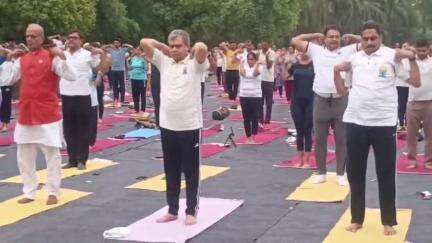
top-left (397, 155), bottom-right (432, 175)
top-left (201, 144), bottom-right (229, 159)
top-left (0, 136), bottom-right (14, 146)
top-left (273, 152), bottom-right (336, 169)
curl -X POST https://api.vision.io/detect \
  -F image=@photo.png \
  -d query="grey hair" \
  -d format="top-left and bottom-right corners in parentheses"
top-left (168, 29), bottom-right (190, 47)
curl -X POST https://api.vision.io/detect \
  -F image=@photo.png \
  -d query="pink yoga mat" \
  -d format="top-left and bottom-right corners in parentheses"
top-left (397, 138), bottom-right (407, 149)
top-left (201, 144), bottom-right (229, 159)
top-left (115, 198), bottom-right (244, 243)
top-left (273, 152), bottom-right (336, 169)
top-left (397, 155), bottom-right (432, 175)
top-left (100, 116), bottom-right (130, 126)
top-left (236, 127), bottom-right (287, 145)
top-left (229, 114), bottom-right (243, 122)
top-left (0, 136), bottom-right (14, 146)
top-left (61, 138), bottom-right (134, 156)
top-left (202, 124), bottom-right (223, 138)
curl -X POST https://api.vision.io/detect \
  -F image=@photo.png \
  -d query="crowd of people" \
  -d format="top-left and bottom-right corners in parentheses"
top-left (0, 19), bottom-right (431, 235)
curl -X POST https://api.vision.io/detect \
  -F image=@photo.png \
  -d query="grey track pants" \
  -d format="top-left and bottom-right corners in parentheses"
top-left (313, 95), bottom-right (348, 175)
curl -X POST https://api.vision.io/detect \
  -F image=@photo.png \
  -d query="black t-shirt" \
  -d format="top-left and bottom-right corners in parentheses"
top-left (288, 62), bottom-right (315, 100)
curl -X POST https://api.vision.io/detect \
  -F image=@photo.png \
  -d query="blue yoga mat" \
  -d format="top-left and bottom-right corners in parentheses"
top-left (124, 129), bottom-right (160, 139)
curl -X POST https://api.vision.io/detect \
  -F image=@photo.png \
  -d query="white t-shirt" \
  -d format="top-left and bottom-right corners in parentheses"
top-left (307, 42), bottom-right (358, 94)
top-left (408, 57), bottom-right (432, 101)
top-left (343, 46), bottom-right (409, 126)
top-left (60, 48), bottom-right (100, 96)
top-left (151, 49), bottom-right (209, 131)
top-left (239, 62), bottom-right (262, 98)
top-left (258, 49), bottom-right (276, 82)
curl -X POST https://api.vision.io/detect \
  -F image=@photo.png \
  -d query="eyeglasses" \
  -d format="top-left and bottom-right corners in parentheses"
top-left (362, 36), bottom-right (378, 41)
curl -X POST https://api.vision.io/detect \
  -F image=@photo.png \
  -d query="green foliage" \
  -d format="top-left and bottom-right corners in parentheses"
top-left (1, 0), bottom-right (430, 46)
top-left (298, 0), bottom-right (429, 44)
top-left (0, 0), bottom-right (97, 41)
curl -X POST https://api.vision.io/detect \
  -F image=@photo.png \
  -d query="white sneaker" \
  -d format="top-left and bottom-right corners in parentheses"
top-left (312, 174), bottom-right (326, 184)
top-left (338, 175), bottom-right (349, 186)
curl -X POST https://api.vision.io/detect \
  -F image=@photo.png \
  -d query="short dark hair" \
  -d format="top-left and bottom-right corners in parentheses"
top-left (70, 29), bottom-right (84, 39)
top-left (113, 38), bottom-right (122, 44)
top-left (323, 25), bottom-right (342, 36)
top-left (415, 38), bottom-right (430, 48)
top-left (361, 20), bottom-right (382, 35)
top-left (247, 52), bottom-right (257, 60)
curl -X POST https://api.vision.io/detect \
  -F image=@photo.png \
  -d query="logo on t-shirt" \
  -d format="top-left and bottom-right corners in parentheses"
top-left (378, 63), bottom-right (394, 78)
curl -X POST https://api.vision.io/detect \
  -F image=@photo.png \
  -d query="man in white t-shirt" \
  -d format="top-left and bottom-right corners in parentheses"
top-left (258, 41), bottom-right (276, 124)
top-left (291, 26), bottom-right (361, 186)
top-left (140, 30), bottom-right (209, 226)
top-left (405, 39), bottom-right (432, 169)
top-left (60, 30), bottom-right (105, 171)
top-left (334, 21), bottom-right (420, 236)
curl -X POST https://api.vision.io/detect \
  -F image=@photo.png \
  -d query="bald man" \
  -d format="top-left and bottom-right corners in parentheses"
top-left (0, 24), bottom-right (76, 205)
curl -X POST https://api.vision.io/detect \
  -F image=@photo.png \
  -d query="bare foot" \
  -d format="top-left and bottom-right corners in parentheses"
top-left (383, 225), bottom-right (396, 235)
top-left (185, 215), bottom-right (197, 226)
top-left (302, 163), bottom-right (311, 168)
top-left (246, 137), bottom-right (254, 144)
top-left (46, 195), bottom-right (58, 205)
top-left (17, 197), bottom-right (34, 204)
top-left (299, 151), bottom-right (305, 165)
top-left (406, 161), bottom-right (417, 169)
top-left (345, 223), bottom-right (362, 232)
top-left (156, 213), bottom-right (178, 223)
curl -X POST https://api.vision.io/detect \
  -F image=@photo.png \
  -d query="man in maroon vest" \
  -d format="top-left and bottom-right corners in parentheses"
top-left (0, 23), bottom-right (76, 205)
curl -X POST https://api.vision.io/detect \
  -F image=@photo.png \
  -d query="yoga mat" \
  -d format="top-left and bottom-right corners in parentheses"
top-left (97, 124), bottom-right (112, 132)
top-left (113, 197), bottom-right (244, 243)
top-left (397, 155), bottom-right (432, 175)
top-left (126, 165), bottom-right (230, 192)
top-left (201, 144), bottom-right (229, 159)
top-left (397, 138), bottom-right (406, 149)
top-left (228, 114), bottom-right (243, 122)
top-left (236, 128), bottom-right (287, 145)
top-left (61, 139), bottom-right (134, 156)
top-left (1, 158), bottom-right (118, 184)
top-left (124, 128), bottom-right (160, 139)
top-left (0, 188), bottom-right (91, 227)
top-left (0, 136), bottom-right (14, 146)
top-left (323, 208), bottom-right (412, 243)
top-left (90, 139), bottom-right (134, 153)
top-left (100, 116), bottom-right (130, 126)
top-left (202, 124), bottom-right (223, 138)
top-left (273, 152), bottom-right (336, 169)
top-left (286, 172), bottom-right (349, 202)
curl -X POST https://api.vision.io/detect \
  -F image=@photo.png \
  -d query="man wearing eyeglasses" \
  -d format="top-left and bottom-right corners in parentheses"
top-left (291, 26), bottom-right (361, 186)
top-left (60, 29), bottom-right (106, 170)
top-left (334, 21), bottom-right (420, 236)
top-left (140, 30), bottom-right (209, 226)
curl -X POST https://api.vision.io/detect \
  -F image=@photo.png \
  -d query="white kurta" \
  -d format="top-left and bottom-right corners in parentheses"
top-left (0, 56), bottom-right (76, 148)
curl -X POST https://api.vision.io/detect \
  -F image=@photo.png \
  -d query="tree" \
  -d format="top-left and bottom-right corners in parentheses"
top-left (0, 0), bottom-right (97, 41)
top-left (88, 0), bottom-right (140, 43)
top-left (121, 0), bottom-right (307, 46)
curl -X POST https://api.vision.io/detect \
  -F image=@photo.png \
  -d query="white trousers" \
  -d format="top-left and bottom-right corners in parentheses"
top-left (17, 143), bottom-right (61, 199)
